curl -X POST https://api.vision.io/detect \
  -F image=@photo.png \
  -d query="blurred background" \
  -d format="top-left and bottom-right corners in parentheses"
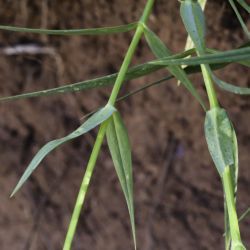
top-left (0, 1), bottom-right (249, 249)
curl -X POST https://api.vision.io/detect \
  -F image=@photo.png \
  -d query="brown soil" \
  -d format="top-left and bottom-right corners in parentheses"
top-left (0, 1), bottom-right (249, 250)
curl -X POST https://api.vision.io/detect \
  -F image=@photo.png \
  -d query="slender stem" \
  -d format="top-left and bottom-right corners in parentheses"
top-left (190, 2), bottom-right (242, 248)
top-left (108, 0), bottom-right (155, 105)
top-left (117, 76), bottom-right (172, 102)
top-left (107, 25), bottom-right (144, 105)
top-left (140, 0), bottom-right (155, 23)
top-left (63, 1), bottom-right (155, 249)
top-left (195, 44), bottom-right (218, 108)
top-left (200, 64), bottom-right (219, 108)
top-left (63, 121), bottom-right (108, 250)
top-left (222, 166), bottom-right (243, 248)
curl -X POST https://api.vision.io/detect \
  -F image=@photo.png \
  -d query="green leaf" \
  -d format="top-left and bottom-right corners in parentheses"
top-left (182, 0), bottom-right (207, 65)
top-left (211, 71), bottom-right (250, 95)
top-left (239, 208), bottom-right (250, 222)
top-left (1, 43), bottom-right (249, 102)
top-left (204, 108), bottom-right (237, 177)
top-left (180, 0), bottom-right (207, 86)
top-left (144, 26), bottom-right (206, 110)
top-left (229, 0), bottom-right (250, 39)
top-left (0, 22), bottom-right (137, 36)
top-left (180, 0), bottom-right (206, 52)
top-left (106, 112), bottom-right (136, 249)
top-left (206, 48), bottom-right (250, 68)
top-left (150, 46), bottom-right (250, 66)
top-left (11, 104), bottom-right (116, 197)
top-left (0, 62), bottom-right (164, 102)
top-left (144, 26), bottom-right (172, 56)
top-left (145, 39), bottom-right (250, 62)
top-left (182, 0), bottom-right (207, 64)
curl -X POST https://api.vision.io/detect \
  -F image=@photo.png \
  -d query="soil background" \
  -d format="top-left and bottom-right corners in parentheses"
top-left (0, 1), bottom-right (249, 250)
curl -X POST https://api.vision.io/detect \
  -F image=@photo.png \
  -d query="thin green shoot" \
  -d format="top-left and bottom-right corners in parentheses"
top-left (0, 23), bottom-right (137, 35)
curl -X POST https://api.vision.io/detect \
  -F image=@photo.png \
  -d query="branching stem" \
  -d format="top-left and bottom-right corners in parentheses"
top-left (63, 0), bottom-right (155, 249)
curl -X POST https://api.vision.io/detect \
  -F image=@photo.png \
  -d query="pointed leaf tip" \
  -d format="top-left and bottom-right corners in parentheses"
top-left (11, 104), bottom-right (116, 197)
top-left (106, 112), bottom-right (136, 249)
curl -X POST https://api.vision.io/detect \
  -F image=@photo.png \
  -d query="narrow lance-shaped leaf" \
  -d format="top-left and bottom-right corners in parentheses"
top-left (150, 46), bottom-right (250, 66)
top-left (180, 0), bottom-right (215, 101)
top-left (179, 0), bottom-right (207, 85)
top-left (106, 112), bottom-right (136, 249)
top-left (0, 63), bottom-right (164, 102)
top-left (204, 108), bottom-right (237, 177)
top-left (0, 43), bottom-right (249, 102)
top-left (183, 0), bottom-right (207, 51)
top-left (165, 41), bottom-right (250, 65)
top-left (0, 22), bottom-right (138, 36)
top-left (205, 108), bottom-right (240, 247)
top-left (210, 69), bottom-right (250, 95)
top-left (144, 26), bottom-right (206, 110)
top-left (11, 104), bottom-right (116, 197)
top-left (180, 0), bottom-right (206, 53)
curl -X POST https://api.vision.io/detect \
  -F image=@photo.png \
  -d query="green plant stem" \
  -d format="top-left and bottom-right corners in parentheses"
top-left (222, 166), bottom-right (243, 248)
top-left (200, 65), bottom-right (242, 248)
top-left (191, 2), bottom-right (240, 248)
top-left (199, 61), bottom-right (219, 108)
top-left (63, 1), bottom-right (155, 249)
top-left (108, 0), bottom-right (155, 105)
top-left (140, 0), bottom-right (155, 23)
top-left (63, 121), bottom-right (108, 250)
top-left (195, 2), bottom-right (218, 109)
top-left (108, 25), bottom-right (144, 105)
top-left (193, 3), bottom-right (241, 248)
